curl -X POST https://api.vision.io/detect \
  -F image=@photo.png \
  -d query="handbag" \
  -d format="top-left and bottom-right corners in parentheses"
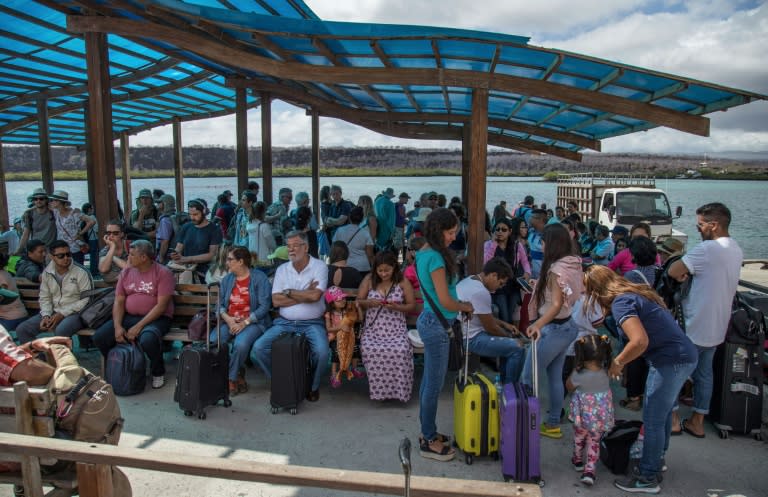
top-left (188, 308), bottom-right (216, 342)
top-left (79, 287), bottom-right (116, 329)
top-left (413, 263), bottom-right (464, 371)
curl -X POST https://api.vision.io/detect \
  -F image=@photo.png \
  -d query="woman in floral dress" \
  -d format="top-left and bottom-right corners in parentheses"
top-left (357, 251), bottom-right (416, 402)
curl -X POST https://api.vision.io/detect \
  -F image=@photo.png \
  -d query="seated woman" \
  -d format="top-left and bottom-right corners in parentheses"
top-left (357, 251), bottom-right (416, 402)
top-left (327, 241), bottom-right (362, 288)
top-left (212, 246), bottom-right (272, 396)
top-left (0, 253), bottom-right (27, 331)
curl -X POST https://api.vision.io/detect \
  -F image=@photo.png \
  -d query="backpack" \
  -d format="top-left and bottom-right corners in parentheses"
top-left (516, 206), bottom-right (531, 220)
top-left (106, 343), bottom-right (147, 396)
top-left (654, 255), bottom-right (691, 329)
top-left (79, 287), bottom-right (116, 329)
top-left (168, 211), bottom-right (191, 249)
top-left (600, 420), bottom-right (643, 475)
top-left (46, 344), bottom-right (123, 445)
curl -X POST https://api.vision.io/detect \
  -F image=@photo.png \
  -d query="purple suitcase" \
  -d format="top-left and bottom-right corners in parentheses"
top-left (500, 340), bottom-right (542, 484)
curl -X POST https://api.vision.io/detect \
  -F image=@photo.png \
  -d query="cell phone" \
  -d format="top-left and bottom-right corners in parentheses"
top-left (517, 277), bottom-right (533, 294)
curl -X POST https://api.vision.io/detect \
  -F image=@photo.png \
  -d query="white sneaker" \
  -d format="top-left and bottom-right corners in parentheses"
top-left (151, 375), bottom-right (165, 389)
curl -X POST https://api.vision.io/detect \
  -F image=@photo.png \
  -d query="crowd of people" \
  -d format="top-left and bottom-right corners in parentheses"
top-left (0, 182), bottom-right (744, 494)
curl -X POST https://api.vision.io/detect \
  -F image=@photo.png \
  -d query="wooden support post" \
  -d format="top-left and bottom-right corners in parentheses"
top-left (0, 141), bottom-right (8, 231)
top-left (461, 126), bottom-right (471, 204)
top-left (76, 463), bottom-right (114, 497)
top-left (260, 92), bottom-right (272, 205)
top-left (84, 32), bottom-right (119, 233)
top-left (14, 383), bottom-right (44, 497)
top-left (311, 111), bottom-right (320, 223)
top-left (120, 132), bottom-right (132, 216)
top-left (235, 88), bottom-right (249, 196)
top-left (466, 89), bottom-right (489, 275)
top-left (172, 117), bottom-right (184, 212)
top-left (37, 99), bottom-right (54, 194)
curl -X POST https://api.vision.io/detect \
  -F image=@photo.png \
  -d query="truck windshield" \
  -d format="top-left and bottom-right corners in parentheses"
top-left (615, 192), bottom-right (672, 223)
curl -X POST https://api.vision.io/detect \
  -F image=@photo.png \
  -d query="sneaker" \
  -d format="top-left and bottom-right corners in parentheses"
top-left (572, 457), bottom-right (584, 472)
top-left (151, 375), bottom-right (165, 389)
top-left (540, 424), bottom-right (563, 439)
top-left (614, 475), bottom-right (661, 494)
top-left (418, 437), bottom-right (455, 462)
top-left (580, 472), bottom-right (595, 486)
top-left (330, 374), bottom-right (341, 388)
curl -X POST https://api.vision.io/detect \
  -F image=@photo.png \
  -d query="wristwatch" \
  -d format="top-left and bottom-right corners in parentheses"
top-left (282, 288), bottom-right (292, 297)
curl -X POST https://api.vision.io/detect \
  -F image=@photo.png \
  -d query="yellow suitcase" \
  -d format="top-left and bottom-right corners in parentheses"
top-left (453, 371), bottom-right (500, 464)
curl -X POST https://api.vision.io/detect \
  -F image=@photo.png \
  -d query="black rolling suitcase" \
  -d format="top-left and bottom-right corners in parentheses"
top-left (710, 294), bottom-right (765, 439)
top-left (174, 282), bottom-right (231, 419)
top-left (270, 332), bottom-right (311, 415)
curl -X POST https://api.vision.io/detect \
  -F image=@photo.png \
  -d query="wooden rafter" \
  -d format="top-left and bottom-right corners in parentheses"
top-left (370, 40), bottom-right (422, 113)
top-left (68, 16), bottom-right (709, 136)
top-left (432, 40), bottom-right (452, 113)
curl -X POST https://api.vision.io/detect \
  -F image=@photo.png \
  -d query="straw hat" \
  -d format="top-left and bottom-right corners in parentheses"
top-left (48, 190), bottom-right (71, 204)
top-left (413, 207), bottom-right (432, 222)
top-left (26, 187), bottom-right (48, 202)
top-left (659, 238), bottom-right (684, 256)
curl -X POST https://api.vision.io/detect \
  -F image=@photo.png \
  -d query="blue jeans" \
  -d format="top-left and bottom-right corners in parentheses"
top-left (211, 322), bottom-right (265, 381)
top-left (672, 345), bottom-right (715, 415)
top-left (492, 291), bottom-right (519, 323)
top-left (0, 316), bottom-right (28, 333)
top-left (521, 319), bottom-right (578, 426)
top-left (640, 360), bottom-right (697, 479)
top-left (250, 318), bottom-right (328, 392)
top-left (88, 239), bottom-right (100, 276)
top-left (468, 332), bottom-right (524, 383)
top-left (417, 310), bottom-right (450, 441)
top-left (15, 313), bottom-right (86, 344)
top-left (92, 315), bottom-right (172, 376)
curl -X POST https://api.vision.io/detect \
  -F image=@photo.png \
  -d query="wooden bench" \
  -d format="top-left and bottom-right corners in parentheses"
top-left (0, 381), bottom-right (78, 496)
top-left (15, 279), bottom-right (218, 347)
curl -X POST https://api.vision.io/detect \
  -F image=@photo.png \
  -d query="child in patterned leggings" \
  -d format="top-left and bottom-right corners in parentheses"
top-left (566, 334), bottom-right (615, 486)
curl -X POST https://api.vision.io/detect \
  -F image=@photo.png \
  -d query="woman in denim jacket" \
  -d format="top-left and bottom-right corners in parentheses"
top-left (213, 246), bottom-right (272, 395)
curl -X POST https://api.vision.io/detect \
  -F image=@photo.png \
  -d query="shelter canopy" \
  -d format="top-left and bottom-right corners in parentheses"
top-left (0, 0), bottom-right (765, 161)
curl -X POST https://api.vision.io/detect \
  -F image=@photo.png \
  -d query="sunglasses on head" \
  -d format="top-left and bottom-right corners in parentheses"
top-left (53, 252), bottom-right (72, 259)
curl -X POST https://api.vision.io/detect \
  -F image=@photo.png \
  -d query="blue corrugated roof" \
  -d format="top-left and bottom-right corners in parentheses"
top-left (0, 0), bottom-right (764, 160)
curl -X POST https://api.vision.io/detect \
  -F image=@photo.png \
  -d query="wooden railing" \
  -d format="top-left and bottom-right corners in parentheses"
top-left (0, 433), bottom-right (541, 497)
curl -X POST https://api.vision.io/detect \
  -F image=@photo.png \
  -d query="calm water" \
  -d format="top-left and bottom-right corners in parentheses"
top-left (5, 176), bottom-right (767, 258)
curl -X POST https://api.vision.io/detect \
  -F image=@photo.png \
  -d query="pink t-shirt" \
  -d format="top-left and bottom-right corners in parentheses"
top-left (608, 248), bottom-right (662, 275)
top-left (116, 263), bottom-right (175, 318)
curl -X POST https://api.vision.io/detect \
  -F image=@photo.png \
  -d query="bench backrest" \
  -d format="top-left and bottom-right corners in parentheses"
top-left (0, 383), bottom-right (54, 437)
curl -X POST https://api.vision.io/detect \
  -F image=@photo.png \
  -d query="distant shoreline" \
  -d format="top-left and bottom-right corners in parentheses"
top-left (5, 168), bottom-right (768, 181)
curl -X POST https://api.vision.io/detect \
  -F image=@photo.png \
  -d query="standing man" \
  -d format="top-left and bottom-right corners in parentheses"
top-left (515, 195), bottom-right (535, 225)
top-left (130, 189), bottom-right (159, 242)
top-left (16, 188), bottom-right (57, 253)
top-left (324, 185), bottom-right (353, 241)
top-left (93, 240), bottom-right (175, 389)
top-left (374, 188), bottom-right (396, 253)
top-left (393, 192), bottom-right (410, 258)
top-left (456, 258), bottom-right (526, 383)
top-left (265, 187), bottom-right (293, 246)
top-left (669, 202), bottom-right (742, 438)
top-left (171, 199), bottom-right (222, 283)
top-left (15, 240), bottom-right (93, 344)
top-left (492, 200), bottom-right (512, 227)
top-left (527, 209), bottom-right (547, 279)
top-left (250, 231), bottom-right (328, 402)
top-left (247, 181), bottom-right (260, 200)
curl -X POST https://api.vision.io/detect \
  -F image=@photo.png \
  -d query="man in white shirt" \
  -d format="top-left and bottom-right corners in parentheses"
top-left (250, 230), bottom-right (328, 401)
top-left (456, 258), bottom-right (525, 383)
top-left (668, 202), bottom-right (742, 438)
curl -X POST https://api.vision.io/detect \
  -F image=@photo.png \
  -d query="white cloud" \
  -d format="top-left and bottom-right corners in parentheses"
top-left (131, 0), bottom-right (768, 154)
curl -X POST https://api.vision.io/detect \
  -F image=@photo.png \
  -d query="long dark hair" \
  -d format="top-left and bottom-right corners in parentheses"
top-left (422, 207), bottom-right (459, 279)
top-left (533, 223), bottom-right (575, 309)
top-left (371, 250), bottom-right (403, 287)
top-left (493, 218), bottom-right (517, 261)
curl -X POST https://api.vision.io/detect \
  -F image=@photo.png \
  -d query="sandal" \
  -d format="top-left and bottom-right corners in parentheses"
top-left (419, 437), bottom-right (455, 461)
top-left (540, 424), bottom-right (563, 439)
top-left (620, 397), bottom-right (642, 411)
top-left (330, 374), bottom-right (341, 389)
top-left (236, 369), bottom-right (248, 393)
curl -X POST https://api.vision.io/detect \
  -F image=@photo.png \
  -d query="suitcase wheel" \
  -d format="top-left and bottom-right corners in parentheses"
top-left (290, 408), bottom-right (298, 415)
top-left (465, 454), bottom-right (473, 465)
top-left (183, 410), bottom-right (193, 417)
top-left (718, 429), bottom-right (728, 439)
top-left (492, 451), bottom-right (499, 461)
top-left (198, 411), bottom-right (207, 420)
top-left (271, 407), bottom-right (279, 415)
top-left (223, 399), bottom-right (232, 408)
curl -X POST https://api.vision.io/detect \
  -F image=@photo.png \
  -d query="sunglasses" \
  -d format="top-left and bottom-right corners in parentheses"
top-left (105, 230), bottom-right (122, 236)
top-left (53, 252), bottom-right (72, 259)
top-left (33, 197), bottom-right (47, 201)
top-left (495, 227), bottom-right (509, 232)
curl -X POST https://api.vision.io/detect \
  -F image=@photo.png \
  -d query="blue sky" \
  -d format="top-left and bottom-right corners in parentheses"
top-left (132, 0), bottom-right (768, 155)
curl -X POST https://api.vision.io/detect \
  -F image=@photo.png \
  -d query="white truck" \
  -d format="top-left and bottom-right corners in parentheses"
top-left (556, 172), bottom-right (687, 247)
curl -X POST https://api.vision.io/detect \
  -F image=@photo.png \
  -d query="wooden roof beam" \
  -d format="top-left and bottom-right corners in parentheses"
top-left (488, 134), bottom-right (582, 161)
top-left (69, 16), bottom-right (709, 136)
top-left (371, 40), bottom-right (422, 113)
top-left (0, 58), bottom-right (180, 112)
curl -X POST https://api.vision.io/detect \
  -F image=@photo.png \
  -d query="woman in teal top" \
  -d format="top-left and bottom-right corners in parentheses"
top-left (415, 207), bottom-right (473, 462)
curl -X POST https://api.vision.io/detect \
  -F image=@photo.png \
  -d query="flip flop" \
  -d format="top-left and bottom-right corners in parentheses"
top-left (670, 418), bottom-right (682, 436)
top-left (682, 418), bottom-right (706, 439)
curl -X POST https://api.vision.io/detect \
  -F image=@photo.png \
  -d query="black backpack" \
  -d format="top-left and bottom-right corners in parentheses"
top-left (105, 343), bottom-right (147, 396)
top-left (600, 420), bottom-right (643, 474)
top-left (654, 255), bottom-right (691, 330)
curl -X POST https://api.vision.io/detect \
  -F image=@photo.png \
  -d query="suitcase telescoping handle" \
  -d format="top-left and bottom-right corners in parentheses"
top-left (207, 281), bottom-right (221, 352)
top-left (399, 437), bottom-right (411, 497)
top-left (531, 335), bottom-right (539, 397)
top-left (461, 312), bottom-right (471, 386)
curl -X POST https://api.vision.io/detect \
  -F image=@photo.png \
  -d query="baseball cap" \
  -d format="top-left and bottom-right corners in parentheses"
top-left (324, 286), bottom-right (346, 304)
top-left (267, 246), bottom-right (289, 260)
top-left (610, 226), bottom-right (629, 236)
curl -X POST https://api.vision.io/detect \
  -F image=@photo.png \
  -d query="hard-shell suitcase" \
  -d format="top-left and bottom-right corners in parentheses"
top-left (500, 340), bottom-right (541, 484)
top-left (710, 294), bottom-right (765, 439)
top-left (453, 315), bottom-right (500, 464)
top-left (174, 282), bottom-right (231, 419)
top-left (270, 331), bottom-right (311, 415)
